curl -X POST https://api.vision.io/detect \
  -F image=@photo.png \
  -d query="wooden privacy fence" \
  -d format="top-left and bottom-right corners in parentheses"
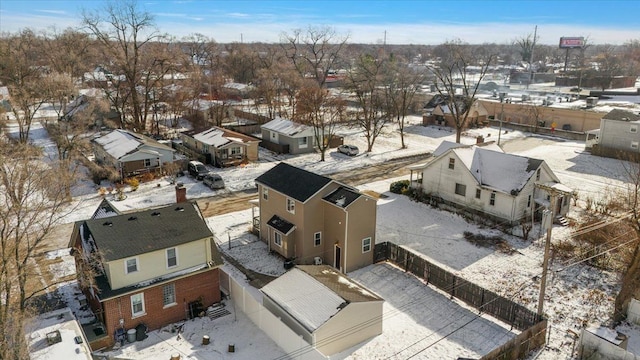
top-left (374, 242), bottom-right (547, 360)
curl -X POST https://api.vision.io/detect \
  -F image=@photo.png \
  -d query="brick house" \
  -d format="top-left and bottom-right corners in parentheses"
top-left (69, 201), bottom-right (223, 349)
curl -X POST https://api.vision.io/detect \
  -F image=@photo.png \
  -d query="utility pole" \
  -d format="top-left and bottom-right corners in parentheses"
top-left (535, 183), bottom-right (562, 316)
top-left (527, 25), bottom-right (537, 89)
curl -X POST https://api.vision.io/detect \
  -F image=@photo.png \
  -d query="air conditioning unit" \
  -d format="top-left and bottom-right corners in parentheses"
top-left (314, 257), bottom-right (323, 265)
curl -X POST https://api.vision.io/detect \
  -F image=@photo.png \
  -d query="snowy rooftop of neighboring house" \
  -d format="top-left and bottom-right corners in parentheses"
top-left (260, 266), bottom-right (381, 333)
top-left (183, 98), bottom-right (224, 111)
top-left (261, 117), bottom-right (312, 136)
top-left (92, 129), bottom-right (171, 160)
top-left (586, 325), bottom-right (627, 346)
top-left (0, 86), bottom-right (9, 99)
top-left (223, 82), bottom-right (251, 91)
top-left (434, 140), bottom-right (546, 194)
top-left (191, 126), bottom-right (258, 147)
top-left (26, 307), bottom-right (92, 360)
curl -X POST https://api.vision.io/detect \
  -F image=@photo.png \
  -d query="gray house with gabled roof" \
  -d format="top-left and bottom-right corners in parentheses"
top-left (255, 163), bottom-right (377, 273)
top-left (260, 118), bottom-right (316, 154)
top-left (69, 202), bottom-right (223, 350)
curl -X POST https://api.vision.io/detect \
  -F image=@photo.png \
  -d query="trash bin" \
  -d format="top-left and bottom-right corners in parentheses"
top-left (127, 329), bottom-right (136, 343)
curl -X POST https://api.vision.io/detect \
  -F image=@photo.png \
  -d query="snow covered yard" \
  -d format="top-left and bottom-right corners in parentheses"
top-left (18, 113), bottom-right (637, 359)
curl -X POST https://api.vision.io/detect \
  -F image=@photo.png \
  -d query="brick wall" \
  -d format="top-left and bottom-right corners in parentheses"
top-left (101, 268), bottom-right (220, 346)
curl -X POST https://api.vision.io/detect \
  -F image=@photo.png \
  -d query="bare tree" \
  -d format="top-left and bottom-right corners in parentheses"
top-left (295, 82), bottom-right (345, 161)
top-left (345, 52), bottom-right (389, 152)
top-left (281, 26), bottom-right (349, 87)
top-left (0, 144), bottom-right (75, 359)
top-left (82, 0), bottom-right (161, 131)
top-left (428, 40), bottom-right (495, 143)
top-left (0, 29), bottom-right (47, 143)
top-left (384, 58), bottom-right (425, 148)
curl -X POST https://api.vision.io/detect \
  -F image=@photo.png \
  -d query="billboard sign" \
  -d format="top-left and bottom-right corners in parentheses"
top-left (559, 37), bottom-right (585, 49)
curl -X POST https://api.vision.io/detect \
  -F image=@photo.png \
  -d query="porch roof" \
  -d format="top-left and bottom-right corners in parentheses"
top-left (266, 215), bottom-right (296, 235)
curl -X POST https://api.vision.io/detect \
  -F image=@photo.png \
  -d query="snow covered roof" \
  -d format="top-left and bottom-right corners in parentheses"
top-left (260, 266), bottom-right (382, 333)
top-left (27, 308), bottom-right (92, 360)
top-left (92, 129), bottom-right (173, 160)
top-left (191, 126), bottom-right (259, 147)
top-left (603, 109), bottom-right (640, 122)
top-left (433, 141), bottom-right (544, 194)
top-left (261, 117), bottom-right (313, 137)
top-left (184, 98), bottom-right (223, 111)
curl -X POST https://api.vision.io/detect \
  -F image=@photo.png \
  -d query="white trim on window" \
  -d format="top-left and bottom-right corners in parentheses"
top-left (299, 137), bottom-right (308, 149)
top-left (274, 232), bottom-right (282, 247)
top-left (362, 237), bottom-right (371, 253)
top-left (286, 198), bottom-right (295, 214)
top-left (262, 187), bottom-right (268, 201)
top-left (632, 141), bottom-right (639, 150)
top-left (131, 293), bottom-right (145, 318)
top-left (166, 247), bottom-right (178, 268)
top-left (631, 125), bottom-right (638, 133)
top-left (314, 232), bottom-right (321, 247)
top-left (162, 283), bottom-right (176, 308)
top-left (125, 257), bottom-right (139, 274)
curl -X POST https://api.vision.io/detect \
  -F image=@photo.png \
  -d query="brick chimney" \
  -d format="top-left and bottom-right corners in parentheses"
top-left (175, 182), bottom-right (186, 203)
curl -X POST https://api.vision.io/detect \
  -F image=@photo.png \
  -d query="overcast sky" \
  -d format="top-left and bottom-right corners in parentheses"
top-left (1, 0), bottom-right (638, 45)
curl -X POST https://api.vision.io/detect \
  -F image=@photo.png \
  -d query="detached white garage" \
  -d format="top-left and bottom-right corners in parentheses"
top-left (261, 265), bottom-right (384, 356)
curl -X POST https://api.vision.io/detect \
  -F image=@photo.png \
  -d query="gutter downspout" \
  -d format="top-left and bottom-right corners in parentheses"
top-left (343, 210), bottom-right (348, 273)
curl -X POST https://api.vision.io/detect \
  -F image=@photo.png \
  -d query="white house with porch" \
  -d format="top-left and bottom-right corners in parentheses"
top-left (409, 141), bottom-right (573, 225)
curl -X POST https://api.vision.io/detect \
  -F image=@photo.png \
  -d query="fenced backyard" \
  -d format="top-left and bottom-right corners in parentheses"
top-left (374, 241), bottom-right (548, 360)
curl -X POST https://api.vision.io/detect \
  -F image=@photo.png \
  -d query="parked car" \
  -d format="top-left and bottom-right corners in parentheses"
top-left (187, 160), bottom-right (208, 180)
top-left (203, 173), bottom-right (225, 189)
top-left (337, 144), bottom-right (359, 156)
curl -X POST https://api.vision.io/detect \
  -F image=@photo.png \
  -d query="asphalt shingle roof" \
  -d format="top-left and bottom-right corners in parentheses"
top-left (83, 202), bottom-right (213, 261)
top-left (255, 162), bottom-right (333, 202)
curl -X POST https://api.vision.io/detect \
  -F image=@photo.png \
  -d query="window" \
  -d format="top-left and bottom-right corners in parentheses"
top-left (274, 232), bottom-right (282, 247)
top-left (490, 192), bottom-right (496, 206)
top-left (230, 147), bottom-right (241, 155)
top-left (631, 125), bottom-right (638, 133)
top-left (527, 195), bottom-right (531, 208)
top-left (144, 158), bottom-right (151, 167)
top-left (455, 183), bottom-right (466, 196)
top-left (475, 188), bottom-right (481, 199)
top-left (314, 232), bottom-right (321, 247)
top-left (448, 158), bottom-right (455, 170)
top-left (262, 188), bottom-right (268, 201)
top-left (125, 258), bottom-right (138, 274)
top-left (130, 293), bottom-right (145, 317)
top-left (202, 144), bottom-right (209, 153)
top-left (166, 248), bottom-right (177, 268)
top-left (632, 141), bottom-right (639, 150)
top-left (299, 137), bottom-right (308, 148)
top-left (362, 237), bottom-right (372, 253)
top-left (163, 284), bottom-right (176, 307)
top-left (536, 169), bottom-right (541, 181)
top-left (286, 198), bottom-right (295, 214)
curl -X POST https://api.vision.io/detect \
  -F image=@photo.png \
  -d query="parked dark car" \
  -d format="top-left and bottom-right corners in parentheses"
top-left (188, 160), bottom-right (208, 180)
top-left (337, 144), bottom-right (359, 156)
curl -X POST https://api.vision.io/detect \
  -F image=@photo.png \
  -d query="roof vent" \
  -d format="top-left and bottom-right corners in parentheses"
top-left (128, 216), bottom-right (137, 221)
top-left (175, 206), bottom-right (184, 212)
top-left (103, 221), bottom-right (113, 227)
top-left (151, 212), bottom-right (161, 216)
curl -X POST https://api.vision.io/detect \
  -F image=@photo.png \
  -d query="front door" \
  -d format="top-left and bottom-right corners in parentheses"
top-left (334, 245), bottom-right (342, 271)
